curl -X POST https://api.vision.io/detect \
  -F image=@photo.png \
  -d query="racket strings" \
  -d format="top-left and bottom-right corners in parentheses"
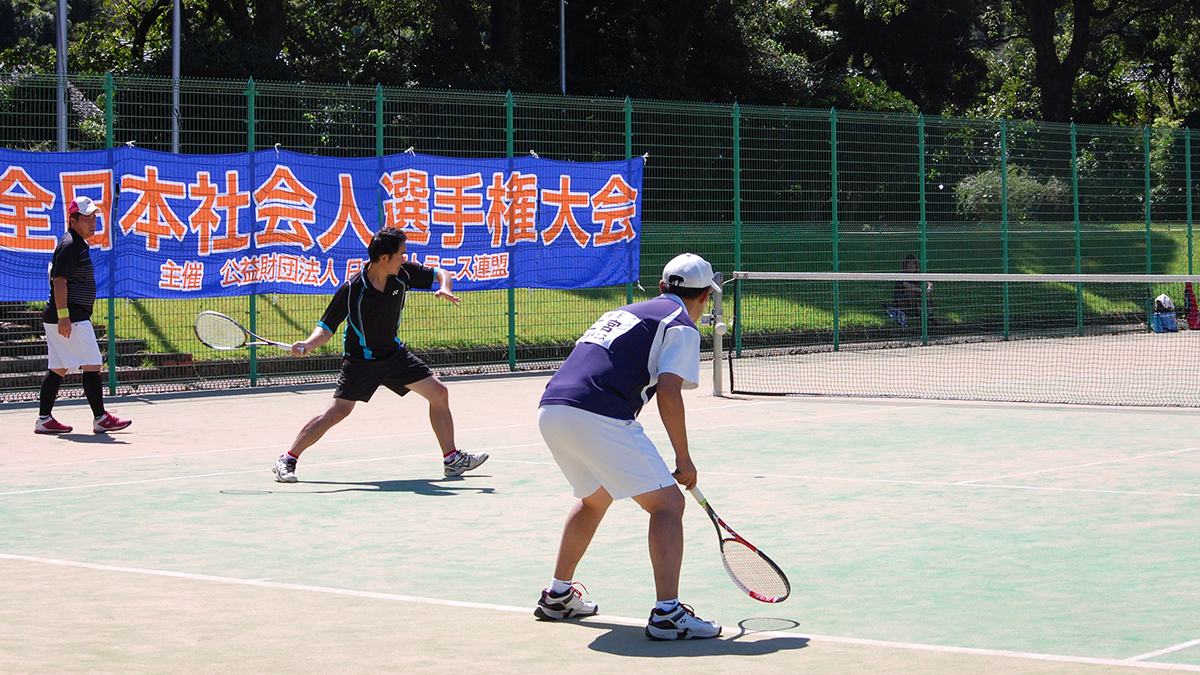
top-left (195, 313), bottom-right (247, 349)
top-left (721, 539), bottom-right (790, 600)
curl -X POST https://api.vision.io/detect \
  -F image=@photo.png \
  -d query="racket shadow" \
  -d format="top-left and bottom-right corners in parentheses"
top-left (579, 619), bottom-right (809, 657)
top-left (289, 478), bottom-right (496, 497)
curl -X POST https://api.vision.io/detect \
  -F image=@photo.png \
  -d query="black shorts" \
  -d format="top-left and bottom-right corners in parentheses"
top-left (333, 346), bottom-right (434, 402)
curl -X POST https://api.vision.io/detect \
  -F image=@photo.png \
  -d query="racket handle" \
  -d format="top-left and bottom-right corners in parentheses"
top-left (688, 486), bottom-right (707, 505)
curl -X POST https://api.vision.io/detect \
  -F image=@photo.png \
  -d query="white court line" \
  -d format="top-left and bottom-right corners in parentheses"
top-left (2, 553), bottom-right (1199, 672)
top-left (1127, 639), bottom-right (1200, 663)
top-left (704, 470), bottom-right (1200, 499)
top-left (957, 447), bottom-right (1200, 485)
top-left (0, 422), bottom-right (541, 472)
top-left (0, 444), bottom-right (544, 497)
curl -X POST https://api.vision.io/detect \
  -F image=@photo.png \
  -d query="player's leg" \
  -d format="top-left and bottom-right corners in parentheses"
top-left (554, 486), bottom-right (613, 581)
top-left (630, 486), bottom-right (686, 601)
top-left (634, 483), bottom-right (720, 640)
top-left (534, 405), bottom-right (608, 620)
top-left (404, 374), bottom-right (488, 477)
top-left (274, 396), bottom-right (356, 483)
top-left (403, 375), bottom-right (456, 455)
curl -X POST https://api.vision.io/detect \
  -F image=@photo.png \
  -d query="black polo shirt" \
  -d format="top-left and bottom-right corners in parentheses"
top-left (42, 229), bottom-right (97, 324)
top-left (318, 262), bottom-right (436, 360)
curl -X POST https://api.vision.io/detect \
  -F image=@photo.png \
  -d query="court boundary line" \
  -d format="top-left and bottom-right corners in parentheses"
top-left (0, 445), bottom-right (543, 496)
top-left (957, 447), bottom-right (1200, 485)
top-left (2, 552), bottom-right (1198, 672)
top-left (1127, 640), bottom-right (1200, 663)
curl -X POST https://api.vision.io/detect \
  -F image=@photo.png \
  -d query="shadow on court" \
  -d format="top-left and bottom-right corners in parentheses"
top-left (288, 478), bottom-right (496, 496)
top-left (41, 433), bottom-right (130, 445)
top-left (577, 618), bottom-right (809, 657)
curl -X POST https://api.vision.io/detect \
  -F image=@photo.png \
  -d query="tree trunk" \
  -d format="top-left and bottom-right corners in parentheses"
top-left (129, 0), bottom-right (172, 63)
top-left (1018, 0), bottom-right (1097, 122)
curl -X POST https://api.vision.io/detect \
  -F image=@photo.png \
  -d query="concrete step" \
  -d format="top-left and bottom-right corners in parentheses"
top-left (0, 337), bottom-right (147, 359)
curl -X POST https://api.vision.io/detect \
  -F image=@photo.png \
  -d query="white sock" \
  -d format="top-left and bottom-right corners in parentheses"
top-left (655, 599), bottom-right (680, 613)
top-left (549, 578), bottom-right (573, 595)
top-left (37, 415), bottom-right (51, 421)
top-left (443, 450), bottom-right (459, 463)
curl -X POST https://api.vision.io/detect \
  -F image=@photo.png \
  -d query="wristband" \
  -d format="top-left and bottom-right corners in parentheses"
top-left (57, 307), bottom-right (69, 319)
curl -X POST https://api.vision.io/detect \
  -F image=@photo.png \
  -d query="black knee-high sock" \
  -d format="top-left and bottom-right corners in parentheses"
top-left (39, 371), bottom-right (63, 417)
top-left (81, 371), bottom-right (106, 418)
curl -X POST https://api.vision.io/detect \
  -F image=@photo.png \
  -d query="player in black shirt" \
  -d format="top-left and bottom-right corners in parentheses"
top-left (35, 196), bottom-right (131, 435)
top-left (272, 227), bottom-right (488, 482)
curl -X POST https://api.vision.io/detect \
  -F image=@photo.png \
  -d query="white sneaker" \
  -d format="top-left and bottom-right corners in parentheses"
top-left (443, 450), bottom-right (488, 477)
top-left (273, 455), bottom-right (297, 483)
top-left (645, 604), bottom-right (721, 641)
top-left (534, 584), bottom-right (598, 620)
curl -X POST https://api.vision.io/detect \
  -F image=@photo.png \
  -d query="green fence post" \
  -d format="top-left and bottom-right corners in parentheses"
top-left (1000, 118), bottom-right (1010, 339)
top-left (1188, 128), bottom-right (1194, 275)
top-left (830, 108), bottom-right (839, 351)
top-left (246, 78), bottom-right (258, 385)
top-left (625, 96), bottom-right (634, 305)
top-left (506, 91), bottom-right (516, 372)
top-left (1071, 123), bottom-right (1082, 335)
top-left (375, 84), bottom-right (384, 157)
top-left (105, 73), bottom-right (118, 395)
top-left (917, 114), bottom-right (928, 345)
top-left (1145, 125), bottom-right (1153, 325)
top-left (732, 102), bottom-right (742, 356)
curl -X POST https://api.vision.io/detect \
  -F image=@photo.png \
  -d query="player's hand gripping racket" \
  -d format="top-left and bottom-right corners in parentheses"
top-left (690, 486), bottom-right (790, 603)
top-left (194, 311), bottom-right (303, 353)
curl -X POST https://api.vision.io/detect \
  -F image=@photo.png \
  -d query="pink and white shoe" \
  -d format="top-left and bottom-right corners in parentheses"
top-left (35, 416), bottom-right (73, 434)
top-left (93, 412), bottom-right (132, 434)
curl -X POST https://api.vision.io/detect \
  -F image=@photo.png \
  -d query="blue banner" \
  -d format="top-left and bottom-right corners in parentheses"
top-left (0, 147), bottom-right (641, 300)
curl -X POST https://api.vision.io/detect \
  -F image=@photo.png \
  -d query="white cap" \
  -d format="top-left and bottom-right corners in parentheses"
top-left (69, 196), bottom-right (100, 216)
top-left (661, 253), bottom-right (720, 293)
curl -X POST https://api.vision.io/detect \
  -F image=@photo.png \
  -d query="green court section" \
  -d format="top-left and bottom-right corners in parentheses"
top-left (2, 373), bottom-right (1199, 674)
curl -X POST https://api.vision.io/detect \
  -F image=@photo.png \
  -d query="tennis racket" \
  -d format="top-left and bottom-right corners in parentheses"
top-left (194, 311), bottom-right (302, 353)
top-left (690, 486), bottom-right (790, 603)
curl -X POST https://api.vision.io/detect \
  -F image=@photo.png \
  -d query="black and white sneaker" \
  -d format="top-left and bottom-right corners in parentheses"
top-left (444, 450), bottom-right (489, 477)
top-left (645, 604), bottom-right (721, 641)
top-left (534, 584), bottom-right (598, 620)
top-left (273, 454), bottom-right (297, 483)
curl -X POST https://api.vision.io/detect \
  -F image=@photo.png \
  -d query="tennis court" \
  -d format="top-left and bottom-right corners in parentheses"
top-left (3, 367), bottom-right (1199, 674)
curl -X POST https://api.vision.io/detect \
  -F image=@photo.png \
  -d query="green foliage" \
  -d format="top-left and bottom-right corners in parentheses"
top-left (955, 165), bottom-right (1070, 222)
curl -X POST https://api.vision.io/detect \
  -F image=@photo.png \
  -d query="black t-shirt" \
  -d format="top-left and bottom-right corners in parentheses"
top-left (318, 262), bottom-right (436, 360)
top-left (42, 229), bottom-right (97, 323)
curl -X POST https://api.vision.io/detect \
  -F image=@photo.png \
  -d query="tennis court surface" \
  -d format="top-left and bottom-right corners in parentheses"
top-left (3, 369), bottom-right (1199, 674)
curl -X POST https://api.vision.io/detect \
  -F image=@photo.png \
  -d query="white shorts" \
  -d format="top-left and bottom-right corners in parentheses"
top-left (43, 321), bottom-right (104, 372)
top-left (538, 404), bottom-right (677, 501)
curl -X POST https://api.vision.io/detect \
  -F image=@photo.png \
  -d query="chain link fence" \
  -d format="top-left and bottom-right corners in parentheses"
top-left (1, 73), bottom-right (1196, 399)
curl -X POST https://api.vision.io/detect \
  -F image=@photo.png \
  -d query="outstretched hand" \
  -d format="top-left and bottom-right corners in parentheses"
top-left (434, 288), bottom-right (461, 306)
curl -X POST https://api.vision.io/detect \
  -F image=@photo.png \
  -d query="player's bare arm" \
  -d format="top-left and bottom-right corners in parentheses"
top-left (434, 267), bottom-right (461, 306)
top-left (657, 373), bottom-right (697, 489)
top-left (52, 277), bottom-right (71, 338)
top-left (293, 326), bottom-right (333, 357)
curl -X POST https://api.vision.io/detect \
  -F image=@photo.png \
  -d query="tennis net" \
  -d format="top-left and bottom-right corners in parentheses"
top-left (726, 272), bottom-right (1200, 406)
